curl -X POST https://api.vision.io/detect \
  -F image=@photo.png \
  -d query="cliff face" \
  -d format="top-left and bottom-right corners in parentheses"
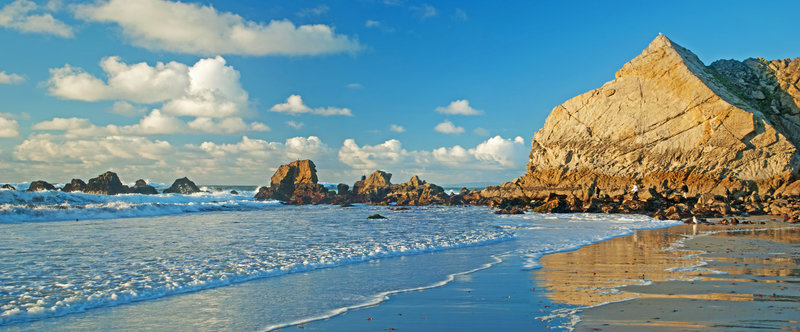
top-left (512, 35), bottom-right (800, 199)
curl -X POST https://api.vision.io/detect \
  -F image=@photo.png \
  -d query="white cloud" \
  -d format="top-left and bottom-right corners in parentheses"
top-left (338, 138), bottom-right (406, 170)
top-left (33, 109), bottom-right (267, 137)
top-left (0, 114), bottom-right (20, 137)
top-left (0, 0), bottom-right (73, 37)
top-left (196, 136), bottom-right (282, 157)
top-left (14, 134), bottom-right (175, 165)
top-left (413, 4), bottom-right (437, 18)
top-left (346, 83), bottom-right (363, 89)
top-left (286, 120), bottom-right (304, 129)
top-left (389, 124), bottom-right (405, 133)
top-left (49, 56), bottom-right (249, 118)
top-left (297, 5), bottom-right (329, 17)
top-left (162, 56), bottom-right (249, 118)
top-left (187, 117), bottom-right (267, 134)
top-left (434, 120), bottom-right (464, 134)
top-left (0, 71), bottom-right (25, 84)
top-left (473, 127), bottom-right (489, 136)
top-left (471, 136), bottom-right (526, 167)
top-left (365, 20), bottom-right (380, 28)
top-left (285, 136), bottom-right (327, 159)
top-left (432, 145), bottom-right (471, 164)
top-left (75, 0), bottom-right (361, 56)
top-left (109, 101), bottom-right (147, 116)
top-left (271, 94), bottom-right (352, 116)
top-left (432, 136), bottom-right (526, 169)
top-left (435, 99), bottom-right (482, 115)
top-left (48, 56), bottom-right (190, 103)
top-left (250, 122), bottom-right (271, 131)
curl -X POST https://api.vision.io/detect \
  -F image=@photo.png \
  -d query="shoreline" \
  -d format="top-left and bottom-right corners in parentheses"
top-left (533, 216), bottom-right (800, 331)
top-left (296, 216), bottom-right (799, 331)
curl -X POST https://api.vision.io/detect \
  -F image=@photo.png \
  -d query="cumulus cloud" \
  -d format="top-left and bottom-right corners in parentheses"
top-left (14, 134), bottom-right (175, 165)
top-left (413, 4), bottom-right (437, 18)
top-left (432, 136), bottom-right (526, 169)
top-left (471, 136), bottom-right (526, 167)
top-left (286, 121), bottom-right (304, 129)
top-left (434, 120), bottom-right (464, 134)
top-left (75, 0), bottom-right (361, 56)
top-left (285, 136), bottom-right (328, 159)
top-left (109, 101), bottom-right (147, 116)
top-left (187, 117), bottom-right (268, 134)
top-left (0, 0), bottom-right (73, 37)
top-left (0, 114), bottom-right (20, 138)
top-left (49, 56), bottom-right (249, 118)
top-left (389, 124), bottom-right (405, 133)
top-left (33, 109), bottom-right (266, 137)
top-left (271, 94), bottom-right (352, 116)
top-left (432, 145), bottom-right (471, 164)
top-left (48, 56), bottom-right (190, 103)
top-left (161, 57), bottom-right (250, 118)
top-left (0, 71), bottom-right (25, 84)
top-left (338, 138), bottom-right (406, 170)
top-left (435, 99), bottom-right (482, 115)
top-left (297, 5), bottom-right (329, 17)
top-left (46, 56), bottom-right (262, 134)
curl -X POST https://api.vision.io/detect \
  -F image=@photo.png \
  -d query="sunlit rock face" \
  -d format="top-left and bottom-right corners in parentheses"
top-left (494, 35), bottom-right (800, 199)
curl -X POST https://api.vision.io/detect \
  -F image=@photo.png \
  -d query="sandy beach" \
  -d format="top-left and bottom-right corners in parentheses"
top-left (300, 217), bottom-right (799, 331)
top-left (571, 219), bottom-right (800, 331)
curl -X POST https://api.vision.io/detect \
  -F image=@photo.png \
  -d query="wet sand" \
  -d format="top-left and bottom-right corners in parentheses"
top-left (533, 218), bottom-right (800, 331)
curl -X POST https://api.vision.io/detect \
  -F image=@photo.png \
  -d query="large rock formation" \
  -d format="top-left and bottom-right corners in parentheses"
top-left (255, 160), bottom-right (328, 202)
top-left (131, 179), bottom-right (158, 195)
top-left (26, 180), bottom-right (56, 192)
top-left (85, 171), bottom-right (130, 195)
top-left (62, 179), bottom-right (87, 193)
top-left (499, 35), bottom-right (800, 201)
top-left (386, 175), bottom-right (449, 205)
top-left (163, 177), bottom-right (201, 194)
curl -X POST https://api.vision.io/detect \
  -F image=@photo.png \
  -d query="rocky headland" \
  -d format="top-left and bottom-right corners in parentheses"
top-left (479, 35), bottom-right (800, 222)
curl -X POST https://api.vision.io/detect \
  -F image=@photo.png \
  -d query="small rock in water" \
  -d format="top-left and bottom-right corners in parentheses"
top-left (366, 214), bottom-right (386, 219)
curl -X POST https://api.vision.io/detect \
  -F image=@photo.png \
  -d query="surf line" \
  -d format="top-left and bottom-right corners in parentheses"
top-left (262, 251), bottom-right (512, 331)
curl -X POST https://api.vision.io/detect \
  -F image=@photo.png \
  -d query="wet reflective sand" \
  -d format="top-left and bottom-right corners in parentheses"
top-left (534, 218), bottom-right (800, 331)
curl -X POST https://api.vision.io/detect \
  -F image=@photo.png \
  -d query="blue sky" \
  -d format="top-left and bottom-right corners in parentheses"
top-left (0, 0), bottom-right (798, 186)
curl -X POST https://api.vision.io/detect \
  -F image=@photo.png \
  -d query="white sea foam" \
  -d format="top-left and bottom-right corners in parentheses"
top-left (0, 205), bottom-right (513, 326)
top-left (0, 189), bottom-right (272, 223)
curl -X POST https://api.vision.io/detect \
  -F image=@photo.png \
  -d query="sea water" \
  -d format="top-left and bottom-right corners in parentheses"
top-left (0, 188), bottom-right (679, 330)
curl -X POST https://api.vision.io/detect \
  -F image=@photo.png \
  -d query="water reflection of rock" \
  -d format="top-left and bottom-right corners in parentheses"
top-left (534, 225), bottom-right (702, 306)
top-left (533, 223), bottom-right (800, 307)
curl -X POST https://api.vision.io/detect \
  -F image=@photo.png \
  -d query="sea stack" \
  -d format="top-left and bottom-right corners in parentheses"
top-left (494, 35), bottom-right (800, 200)
top-left (255, 160), bottom-right (328, 202)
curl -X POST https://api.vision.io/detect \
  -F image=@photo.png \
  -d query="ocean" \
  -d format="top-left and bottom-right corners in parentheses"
top-left (0, 186), bottom-right (679, 330)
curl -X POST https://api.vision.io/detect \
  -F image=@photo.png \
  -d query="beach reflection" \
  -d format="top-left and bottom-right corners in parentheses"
top-left (533, 223), bottom-right (800, 307)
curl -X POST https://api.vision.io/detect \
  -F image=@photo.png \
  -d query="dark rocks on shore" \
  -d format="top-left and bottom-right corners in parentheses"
top-left (366, 214), bottom-right (386, 219)
top-left (131, 179), bottom-right (158, 195)
top-left (163, 177), bottom-right (201, 194)
top-left (1, 184), bottom-right (16, 190)
top-left (255, 160), bottom-right (330, 203)
top-left (85, 171), bottom-right (130, 195)
top-left (62, 179), bottom-right (87, 193)
top-left (26, 180), bottom-right (56, 192)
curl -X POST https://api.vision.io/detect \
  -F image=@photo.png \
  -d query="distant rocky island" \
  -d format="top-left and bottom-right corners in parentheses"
top-left (10, 172), bottom-right (202, 195)
top-left (4, 35), bottom-right (799, 224)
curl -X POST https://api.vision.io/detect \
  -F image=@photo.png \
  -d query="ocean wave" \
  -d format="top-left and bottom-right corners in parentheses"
top-left (0, 189), bottom-right (275, 223)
